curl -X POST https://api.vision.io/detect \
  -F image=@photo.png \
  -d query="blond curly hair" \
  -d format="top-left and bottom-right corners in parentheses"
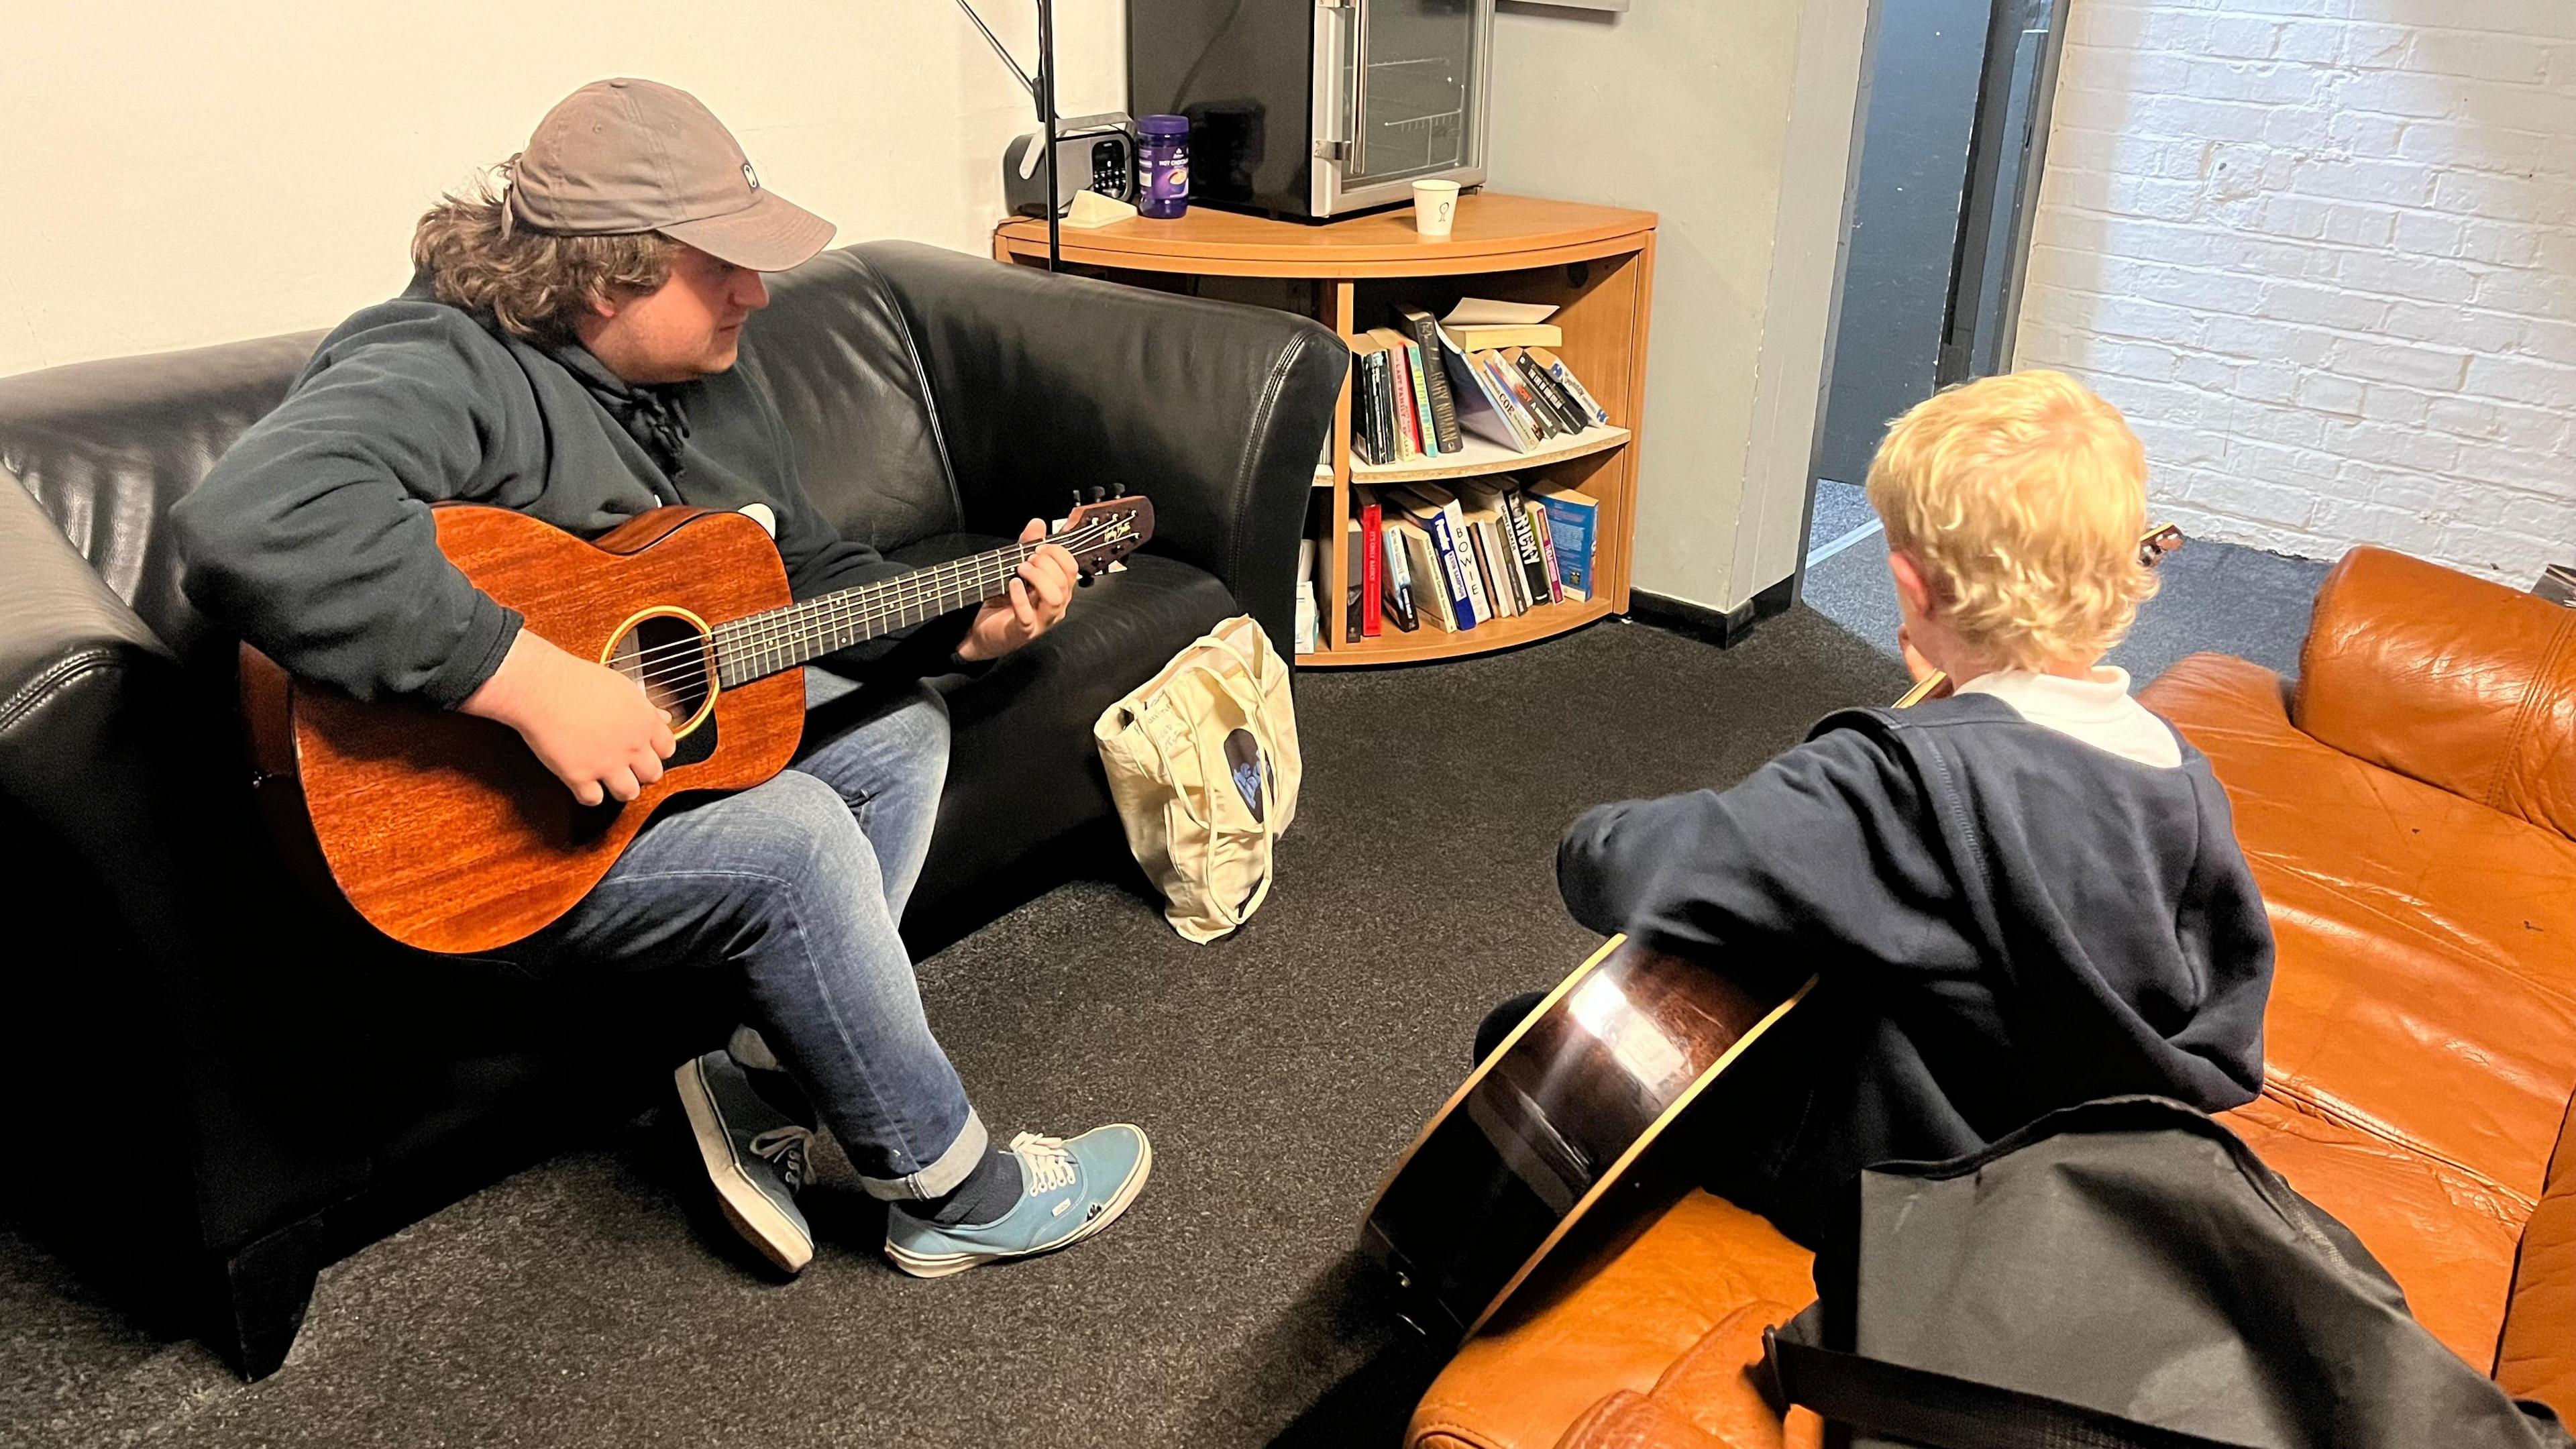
top-left (1865, 370), bottom-right (2158, 672)
top-left (410, 161), bottom-right (676, 339)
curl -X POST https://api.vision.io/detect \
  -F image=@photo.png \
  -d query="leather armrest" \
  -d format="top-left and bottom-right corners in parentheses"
top-left (0, 472), bottom-right (175, 727)
top-left (1, 476), bottom-right (366, 1254)
top-left (2297, 546), bottom-right (2576, 840)
top-left (857, 241), bottom-right (1347, 659)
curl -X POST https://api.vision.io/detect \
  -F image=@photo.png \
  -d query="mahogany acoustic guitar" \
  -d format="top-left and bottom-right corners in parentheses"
top-left (242, 494), bottom-right (1153, 956)
top-left (1359, 523), bottom-right (2185, 1344)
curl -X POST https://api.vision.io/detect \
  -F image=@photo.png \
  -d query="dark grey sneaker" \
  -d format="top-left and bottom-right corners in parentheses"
top-left (674, 1050), bottom-right (818, 1275)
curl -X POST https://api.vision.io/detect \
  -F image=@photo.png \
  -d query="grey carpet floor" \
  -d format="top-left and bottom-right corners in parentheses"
top-left (3, 559), bottom-right (2323, 1448)
top-left (1805, 478), bottom-right (1877, 557)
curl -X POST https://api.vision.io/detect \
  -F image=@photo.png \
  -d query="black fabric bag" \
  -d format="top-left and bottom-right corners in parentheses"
top-left (1761, 1096), bottom-right (2572, 1449)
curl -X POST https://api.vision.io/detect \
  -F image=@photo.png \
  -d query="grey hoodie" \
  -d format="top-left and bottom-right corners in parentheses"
top-left (173, 276), bottom-right (916, 708)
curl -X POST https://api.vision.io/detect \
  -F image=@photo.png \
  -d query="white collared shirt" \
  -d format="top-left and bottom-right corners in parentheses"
top-left (1954, 666), bottom-right (2183, 769)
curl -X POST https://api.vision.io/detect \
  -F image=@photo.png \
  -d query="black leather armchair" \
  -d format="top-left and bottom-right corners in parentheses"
top-left (0, 240), bottom-right (1341, 1377)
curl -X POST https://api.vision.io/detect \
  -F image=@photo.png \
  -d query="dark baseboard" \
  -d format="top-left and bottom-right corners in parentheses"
top-left (1627, 575), bottom-right (1796, 649)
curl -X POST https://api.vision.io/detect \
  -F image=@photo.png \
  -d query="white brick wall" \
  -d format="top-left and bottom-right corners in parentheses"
top-left (2015, 0), bottom-right (2576, 581)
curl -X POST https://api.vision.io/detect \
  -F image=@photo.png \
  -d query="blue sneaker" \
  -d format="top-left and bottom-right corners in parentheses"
top-left (674, 1050), bottom-right (818, 1275)
top-left (883, 1125), bottom-right (1152, 1279)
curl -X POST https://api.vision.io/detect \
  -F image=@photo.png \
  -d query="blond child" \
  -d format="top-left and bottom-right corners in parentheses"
top-left (1545, 370), bottom-right (2274, 1243)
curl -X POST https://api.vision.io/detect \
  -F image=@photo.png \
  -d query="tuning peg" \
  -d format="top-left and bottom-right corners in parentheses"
top-left (1069, 490), bottom-right (1084, 511)
top-left (1109, 480), bottom-right (1128, 498)
top-left (1087, 486), bottom-right (1108, 504)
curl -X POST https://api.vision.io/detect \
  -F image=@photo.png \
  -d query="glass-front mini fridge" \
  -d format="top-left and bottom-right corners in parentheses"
top-left (1128, 0), bottom-right (1493, 221)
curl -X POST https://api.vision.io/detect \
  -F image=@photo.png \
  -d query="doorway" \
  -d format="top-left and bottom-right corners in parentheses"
top-left (1800, 0), bottom-right (2073, 578)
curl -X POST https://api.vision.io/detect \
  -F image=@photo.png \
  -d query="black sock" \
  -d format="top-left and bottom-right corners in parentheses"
top-left (909, 1148), bottom-right (1022, 1227)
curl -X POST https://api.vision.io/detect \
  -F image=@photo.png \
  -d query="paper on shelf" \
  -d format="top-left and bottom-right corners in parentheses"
top-left (1442, 297), bottom-right (1558, 327)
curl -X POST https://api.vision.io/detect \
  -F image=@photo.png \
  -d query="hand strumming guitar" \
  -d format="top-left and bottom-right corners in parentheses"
top-left (957, 519), bottom-right (1080, 662)
top-left (462, 631), bottom-right (678, 806)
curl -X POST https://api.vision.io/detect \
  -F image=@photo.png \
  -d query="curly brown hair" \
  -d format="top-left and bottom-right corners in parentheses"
top-left (411, 160), bottom-right (676, 339)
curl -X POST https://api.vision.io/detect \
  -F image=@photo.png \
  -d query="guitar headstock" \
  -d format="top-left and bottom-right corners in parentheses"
top-left (2139, 522), bottom-right (2184, 570)
top-left (1056, 491), bottom-right (1155, 581)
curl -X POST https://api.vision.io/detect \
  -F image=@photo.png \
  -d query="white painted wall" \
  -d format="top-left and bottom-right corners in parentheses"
top-left (0, 1), bottom-right (1124, 378)
top-left (2016, 0), bottom-right (2576, 583)
top-left (1489, 0), bottom-right (1871, 613)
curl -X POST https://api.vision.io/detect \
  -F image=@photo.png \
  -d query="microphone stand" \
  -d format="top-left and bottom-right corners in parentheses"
top-left (954, 0), bottom-right (1063, 272)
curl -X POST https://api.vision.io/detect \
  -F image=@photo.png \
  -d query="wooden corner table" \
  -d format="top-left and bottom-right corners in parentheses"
top-left (996, 192), bottom-right (1656, 667)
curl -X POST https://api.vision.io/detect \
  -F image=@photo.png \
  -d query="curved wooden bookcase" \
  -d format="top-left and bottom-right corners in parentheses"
top-left (996, 193), bottom-right (1656, 668)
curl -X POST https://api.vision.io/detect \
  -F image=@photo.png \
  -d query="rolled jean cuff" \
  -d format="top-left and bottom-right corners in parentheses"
top-left (857, 1108), bottom-right (989, 1201)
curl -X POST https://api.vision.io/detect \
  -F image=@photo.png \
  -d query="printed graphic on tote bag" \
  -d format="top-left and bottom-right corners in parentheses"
top-left (1226, 729), bottom-right (1266, 824)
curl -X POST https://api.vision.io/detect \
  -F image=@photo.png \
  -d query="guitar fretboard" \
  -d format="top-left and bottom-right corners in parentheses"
top-left (710, 539), bottom-right (1045, 688)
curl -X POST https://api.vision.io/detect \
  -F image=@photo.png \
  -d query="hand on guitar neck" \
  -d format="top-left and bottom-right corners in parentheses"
top-left (956, 519), bottom-right (1080, 663)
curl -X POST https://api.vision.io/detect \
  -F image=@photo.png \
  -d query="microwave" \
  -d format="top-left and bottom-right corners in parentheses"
top-left (1127, 0), bottom-right (1495, 222)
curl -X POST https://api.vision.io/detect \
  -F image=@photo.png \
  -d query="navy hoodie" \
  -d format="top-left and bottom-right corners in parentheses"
top-left (1557, 692), bottom-right (2274, 1244)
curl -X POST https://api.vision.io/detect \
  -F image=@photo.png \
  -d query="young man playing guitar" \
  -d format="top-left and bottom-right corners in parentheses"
top-left (173, 79), bottom-right (1150, 1279)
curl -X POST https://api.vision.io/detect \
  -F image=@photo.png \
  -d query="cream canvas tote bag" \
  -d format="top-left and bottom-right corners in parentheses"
top-left (1093, 614), bottom-right (1301, 943)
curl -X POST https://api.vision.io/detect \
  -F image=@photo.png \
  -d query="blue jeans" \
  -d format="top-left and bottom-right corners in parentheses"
top-left (511, 669), bottom-right (985, 1201)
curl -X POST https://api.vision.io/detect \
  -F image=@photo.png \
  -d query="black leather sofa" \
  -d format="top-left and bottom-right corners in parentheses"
top-left (0, 240), bottom-right (1342, 1379)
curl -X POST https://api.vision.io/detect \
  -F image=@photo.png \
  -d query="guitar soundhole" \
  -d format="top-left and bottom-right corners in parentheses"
top-left (606, 612), bottom-right (714, 736)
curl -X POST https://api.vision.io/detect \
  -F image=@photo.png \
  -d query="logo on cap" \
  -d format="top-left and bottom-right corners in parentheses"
top-left (743, 161), bottom-right (760, 192)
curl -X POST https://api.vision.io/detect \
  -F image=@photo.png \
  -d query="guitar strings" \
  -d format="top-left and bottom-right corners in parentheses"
top-left (614, 518), bottom-right (1112, 682)
top-left (611, 545), bottom-right (1020, 690)
top-left (616, 539), bottom-right (1057, 692)
top-left (606, 521), bottom-right (1120, 694)
top-left (700, 521), bottom-right (1114, 680)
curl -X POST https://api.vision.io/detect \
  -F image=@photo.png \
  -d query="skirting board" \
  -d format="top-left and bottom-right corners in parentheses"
top-left (1627, 576), bottom-right (1795, 649)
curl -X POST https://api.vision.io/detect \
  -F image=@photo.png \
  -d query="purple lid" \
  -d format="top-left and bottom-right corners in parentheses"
top-left (1140, 113), bottom-right (1190, 137)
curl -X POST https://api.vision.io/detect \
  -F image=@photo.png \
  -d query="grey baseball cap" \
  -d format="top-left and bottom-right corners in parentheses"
top-left (505, 78), bottom-right (835, 272)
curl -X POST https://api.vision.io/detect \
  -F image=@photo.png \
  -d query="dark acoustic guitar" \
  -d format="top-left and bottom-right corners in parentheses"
top-left (1359, 523), bottom-right (2185, 1344)
top-left (241, 494), bottom-right (1153, 956)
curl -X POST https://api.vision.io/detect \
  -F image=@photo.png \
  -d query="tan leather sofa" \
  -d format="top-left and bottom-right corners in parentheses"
top-left (1408, 547), bottom-right (2576, 1448)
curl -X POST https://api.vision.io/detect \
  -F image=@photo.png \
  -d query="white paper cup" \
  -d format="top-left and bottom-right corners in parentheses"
top-left (1413, 179), bottom-right (1460, 237)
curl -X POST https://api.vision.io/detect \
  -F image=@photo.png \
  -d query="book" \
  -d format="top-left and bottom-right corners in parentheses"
top-left (1379, 512), bottom-right (1419, 631)
top-left (1357, 499), bottom-right (1384, 638)
top-left (1295, 580), bottom-right (1317, 653)
top-left (1509, 347), bottom-right (1590, 436)
top-left (1395, 482), bottom-right (1493, 626)
top-left (1345, 516), bottom-right (1367, 641)
top-left (1522, 495), bottom-right (1565, 604)
top-left (1527, 345), bottom-right (1612, 427)
top-left (1529, 482), bottom-right (1599, 600)
top-left (1463, 508), bottom-right (1517, 617)
top-left (1476, 351), bottom-right (1552, 445)
top-left (1347, 336), bottom-right (1389, 466)
top-left (1366, 327), bottom-right (1432, 461)
top-left (1438, 332), bottom-right (1532, 453)
top-left (1485, 482), bottom-right (1558, 608)
top-left (1379, 331), bottom-right (1420, 461)
top-left (1453, 480), bottom-right (1521, 610)
top-left (1442, 322), bottom-right (1563, 352)
top-left (1487, 351), bottom-right (1560, 440)
top-left (1443, 297), bottom-right (1559, 327)
top-left (1389, 517), bottom-right (1456, 631)
top-left (1385, 486), bottom-right (1479, 629)
top-left (1401, 336), bottom-right (1439, 458)
top-left (1393, 304), bottom-right (1464, 453)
